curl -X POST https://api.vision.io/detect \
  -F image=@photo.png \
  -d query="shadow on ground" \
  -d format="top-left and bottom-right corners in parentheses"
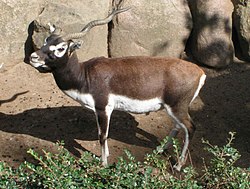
top-left (0, 107), bottom-right (160, 159)
top-left (190, 62), bottom-right (250, 168)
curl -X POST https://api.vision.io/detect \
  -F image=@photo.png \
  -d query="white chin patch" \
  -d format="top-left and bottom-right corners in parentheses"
top-left (49, 42), bottom-right (68, 58)
top-left (30, 61), bottom-right (50, 72)
top-left (30, 61), bottom-right (45, 68)
top-left (30, 52), bottom-right (45, 68)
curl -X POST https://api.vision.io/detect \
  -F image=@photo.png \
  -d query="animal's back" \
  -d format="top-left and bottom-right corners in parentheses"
top-left (83, 56), bottom-right (204, 101)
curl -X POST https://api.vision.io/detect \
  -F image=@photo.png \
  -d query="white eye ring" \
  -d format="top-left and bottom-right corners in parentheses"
top-left (57, 48), bottom-right (65, 52)
top-left (49, 42), bottom-right (68, 58)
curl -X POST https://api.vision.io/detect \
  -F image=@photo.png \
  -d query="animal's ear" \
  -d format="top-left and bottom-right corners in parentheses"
top-left (48, 23), bottom-right (62, 35)
top-left (69, 41), bottom-right (82, 53)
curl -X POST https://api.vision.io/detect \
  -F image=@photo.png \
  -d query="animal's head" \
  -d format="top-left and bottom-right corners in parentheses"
top-left (29, 25), bottom-right (82, 73)
top-left (29, 7), bottom-right (129, 73)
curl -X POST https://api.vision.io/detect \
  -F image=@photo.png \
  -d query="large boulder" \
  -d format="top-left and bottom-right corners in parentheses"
top-left (233, 0), bottom-right (250, 62)
top-left (31, 1), bottom-right (109, 62)
top-left (109, 0), bottom-right (192, 58)
top-left (188, 0), bottom-right (234, 68)
top-left (0, 0), bottom-right (43, 70)
top-left (0, 0), bottom-right (109, 71)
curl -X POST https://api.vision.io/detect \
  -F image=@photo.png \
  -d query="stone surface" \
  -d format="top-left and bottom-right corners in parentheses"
top-left (109, 0), bottom-right (192, 58)
top-left (0, 0), bottom-right (43, 70)
top-left (0, 0), bottom-right (109, 71)
top-left (1, 0), bottom-right (249, 72)
top-left (31, 1), bottom-right (109, 63)
top-left (233, 0), bottom-right (250, 62)
top-left (188, 0), bottom-right (234, 68)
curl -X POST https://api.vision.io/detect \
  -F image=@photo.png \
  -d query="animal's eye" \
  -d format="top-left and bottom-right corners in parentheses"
top-left (57, 48), bottom-right (65, 52)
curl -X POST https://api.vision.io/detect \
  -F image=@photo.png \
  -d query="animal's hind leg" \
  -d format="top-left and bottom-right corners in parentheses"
top-left (163, 104), bottom-right (194, 171)
top-left (163, 123), bottom-right (181, 150)
top-left (165, 103), bottom-right (196, 141)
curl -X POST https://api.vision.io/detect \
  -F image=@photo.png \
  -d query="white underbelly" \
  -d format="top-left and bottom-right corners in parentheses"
top-left (109, 94), bottom-right (163, 114)
top-left (63, 90), bottom-right (163, 114)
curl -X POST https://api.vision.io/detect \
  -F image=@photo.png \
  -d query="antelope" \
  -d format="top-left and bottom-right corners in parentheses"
top-left (29, 7), bottom-right (206, 171)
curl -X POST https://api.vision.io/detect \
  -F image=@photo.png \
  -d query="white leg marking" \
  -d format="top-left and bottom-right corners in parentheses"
top-left (163, 104), bottom-right (181, 149)
top-left (94, 113), bottom-right (108, 166)
top-left (96, 103), bottom-right (114, 166)
top-left (103, 104), bottom-right (114, 160)
top-left (164, 104), bottom-right (189, 171)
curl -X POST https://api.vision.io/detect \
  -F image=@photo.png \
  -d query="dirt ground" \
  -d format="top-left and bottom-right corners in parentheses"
top-left (0, 59), bottom-right (249, 171)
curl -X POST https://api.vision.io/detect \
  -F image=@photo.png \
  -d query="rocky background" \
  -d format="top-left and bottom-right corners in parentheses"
top-left (0, 0), bottom-right (250, 170)
top-left (0, 0), bottom-right (249, 71)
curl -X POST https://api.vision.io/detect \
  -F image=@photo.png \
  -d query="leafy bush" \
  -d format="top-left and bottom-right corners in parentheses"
top-left (200, 132), bottom-right (250, 189)
top-left (0, 132), bottom-right (249, 188)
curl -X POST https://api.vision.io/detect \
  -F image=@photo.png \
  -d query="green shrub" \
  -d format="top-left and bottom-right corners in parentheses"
top-left (0, 132), bottom-right (249, 188)
top-left (200, 132), bottom-right (250, 189)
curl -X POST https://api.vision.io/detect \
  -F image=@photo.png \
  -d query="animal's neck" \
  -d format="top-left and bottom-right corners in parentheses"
top-left (52, 53), bottom-right (86, 91)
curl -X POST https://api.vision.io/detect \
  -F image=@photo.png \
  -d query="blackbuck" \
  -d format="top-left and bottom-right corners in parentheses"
top-left (29, 7), bottom-right (206, 171)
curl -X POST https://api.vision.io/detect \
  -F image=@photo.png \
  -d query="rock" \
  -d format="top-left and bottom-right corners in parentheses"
top-left (233, 0), bottom-right (250, 62)
top-left (2, 0), bottom-right (249, 71)
top-left (188, 0), bottom-right (234, 68)
top-left (109, 0), bottom-right (192, 58)
top-left (0, 0), bottom-right (109, 71)
top-left (0, 0), bottom-right (43, 70)
top-left (31, 1), bottom-right (109, 62)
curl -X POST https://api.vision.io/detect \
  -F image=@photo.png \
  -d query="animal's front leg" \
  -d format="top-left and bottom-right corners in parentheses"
top-left (95, 108), bottom-right (112, 166)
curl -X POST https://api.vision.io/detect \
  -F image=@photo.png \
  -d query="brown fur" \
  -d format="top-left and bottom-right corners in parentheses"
top-left (29, 35), bottom-right (205, 170)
